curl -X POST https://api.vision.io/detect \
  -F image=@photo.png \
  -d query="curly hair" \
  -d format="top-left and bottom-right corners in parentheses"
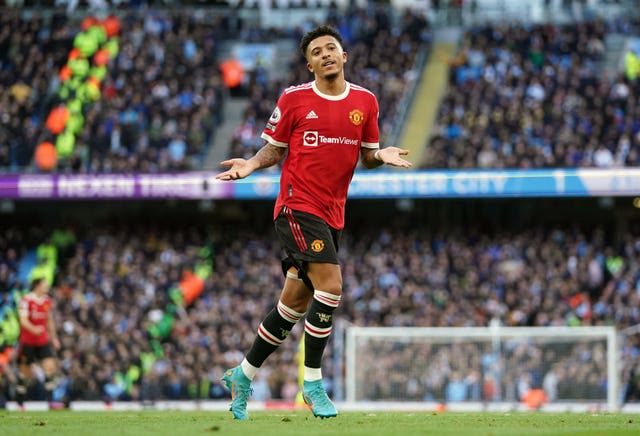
top-left (299, 25), bottom-right (344, 58)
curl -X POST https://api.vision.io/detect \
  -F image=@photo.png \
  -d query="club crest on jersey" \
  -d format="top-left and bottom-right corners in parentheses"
top-left (269, 106), bottom-right (282, 123)
top-left (303, 131), bottom-right (318, 147)
top-left (349, 109), bottom-right (364, 126)
top-left (311, 239), bottom-right (325, 252)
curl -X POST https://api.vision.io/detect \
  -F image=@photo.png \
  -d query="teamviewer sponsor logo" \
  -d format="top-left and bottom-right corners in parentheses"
top-left (319, 135), bottom-right (359, 146)
top-left (303, 131), bottom-right (318, 146)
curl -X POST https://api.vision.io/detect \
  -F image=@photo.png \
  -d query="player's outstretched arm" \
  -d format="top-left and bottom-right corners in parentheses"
top-left (361, 147), bottom-right (412, 169)
top-left (216, 143), bottom-right (286, 181)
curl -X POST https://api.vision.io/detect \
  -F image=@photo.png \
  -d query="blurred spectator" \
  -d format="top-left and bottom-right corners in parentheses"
top-left (423, 19), bottom-right (640, 169)
top-left (0, 7), bottom-right (230, 173)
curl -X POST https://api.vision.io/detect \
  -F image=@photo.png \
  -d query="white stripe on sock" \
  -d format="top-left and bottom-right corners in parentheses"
top-left (258, 323), bottom-right (283, 345)
top-left (277, 300), bottom-right (305, 323)
top-left (305, 320), bottom-right (333, 338)
top-left (314, 290), bottom-right (341, 308)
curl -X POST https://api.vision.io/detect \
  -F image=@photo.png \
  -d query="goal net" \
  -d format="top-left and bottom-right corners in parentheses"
top-left (345, 326), bottom-right (619, 412)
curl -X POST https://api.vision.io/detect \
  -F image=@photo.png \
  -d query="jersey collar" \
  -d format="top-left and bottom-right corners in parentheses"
top-left (312, 81), bottom-right (350, 101)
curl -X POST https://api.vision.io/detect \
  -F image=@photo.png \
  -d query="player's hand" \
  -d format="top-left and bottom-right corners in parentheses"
top-left (377, 147), bottom-right (412, 168)
top-left (215, 158), bottom-right (256, 181)
top-left (31, 325), bottom-right (45, 335)
top-left (52, 337), bottom-right (61, 351)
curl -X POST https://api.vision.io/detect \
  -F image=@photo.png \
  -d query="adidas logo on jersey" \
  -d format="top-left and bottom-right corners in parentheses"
top-left (305, 110), bottom-right (319, 119)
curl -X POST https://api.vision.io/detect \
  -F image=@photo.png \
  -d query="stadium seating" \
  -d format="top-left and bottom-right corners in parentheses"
top-left (0, 5), bottom-right (429, 174)
top-left (0, 8), bottom-right (229, 173)
top-left (2, 215), bottom-right (640, 402)
top-left (3, 0), bottom-right (640, 409)
top-left (422, 19), bottom-right (640, 169)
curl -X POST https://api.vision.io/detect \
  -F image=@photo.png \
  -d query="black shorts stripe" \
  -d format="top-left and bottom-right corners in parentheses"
top-left (284, 206), bottom-right (308, 252)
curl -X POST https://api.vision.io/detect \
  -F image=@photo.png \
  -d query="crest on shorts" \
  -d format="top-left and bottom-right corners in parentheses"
top-left (311, 239), bottom-right (325, 252)
top-left (349, 109), bottom-right (364, 126)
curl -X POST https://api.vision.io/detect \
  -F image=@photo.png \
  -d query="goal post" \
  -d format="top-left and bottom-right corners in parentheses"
top-left (345, 326), bottom-right (619, 412)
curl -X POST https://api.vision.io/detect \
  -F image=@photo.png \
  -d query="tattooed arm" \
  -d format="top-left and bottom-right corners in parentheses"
top-left (216, 143), bottom-right (287, 181)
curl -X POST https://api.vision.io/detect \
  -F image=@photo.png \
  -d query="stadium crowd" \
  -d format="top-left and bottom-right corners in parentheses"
top-left (0, 7), bottom-right (231, 173)
top-left (0, 4), bottom-right (428, 174)
top-left (4, 5), bottom-right (640, 176)
top-left (2, 211), bottom-right (640, 405)
top-left (3, 0), bottom-right (640, 410)
top-left (422, 17), bottom-right (640, 169)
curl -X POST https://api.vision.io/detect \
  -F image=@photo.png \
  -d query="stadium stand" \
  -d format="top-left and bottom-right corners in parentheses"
top-left (0, 7), bottom-right (233, 173)
top-left (3, 0), bottom-right (640, 412)
top-left (421, 17), bottom-right (640, 169)
top-left (2, 197), bottom-right (640, 404)
top-left (3, 3), bottom-right (640, 174)
top-left (0, 3), bottom-right (428, 174)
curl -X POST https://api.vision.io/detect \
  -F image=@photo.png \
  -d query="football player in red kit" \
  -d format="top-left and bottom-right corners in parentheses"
top-left (216, 25), bottom-right (412, 420)
top-left (16, 277), bottom-right (60, 409)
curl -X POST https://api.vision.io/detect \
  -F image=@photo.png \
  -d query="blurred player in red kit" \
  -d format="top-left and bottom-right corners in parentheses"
top-left (15, 277), bottom-right (61, 410)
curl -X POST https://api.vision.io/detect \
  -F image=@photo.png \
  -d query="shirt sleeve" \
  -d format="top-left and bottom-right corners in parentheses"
top-left (361, 93), bottom-right (380, 149)
top-left (18, 297), bottom-right (29, 317)
top-left (260, 91), bottom-right (293, 148)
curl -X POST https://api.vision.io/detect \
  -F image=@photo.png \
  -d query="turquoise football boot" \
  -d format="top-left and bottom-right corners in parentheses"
top-left (302, 380), bottom-right (338, 418)
top-left (221, 366), bottom-right (252, 420)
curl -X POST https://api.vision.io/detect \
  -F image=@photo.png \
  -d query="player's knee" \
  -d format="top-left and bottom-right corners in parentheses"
top-left (307, 263), bottom-right (342, 295)
top-left (313, 273), bottom-right (342, 297)
top-left (323, 282), bottom-right (342, 297)
top-left (311, 280), bottom-right (342, 298)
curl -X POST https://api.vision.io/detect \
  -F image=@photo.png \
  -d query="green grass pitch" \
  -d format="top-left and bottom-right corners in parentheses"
top-left (2, 411), bottom-right (640, 436)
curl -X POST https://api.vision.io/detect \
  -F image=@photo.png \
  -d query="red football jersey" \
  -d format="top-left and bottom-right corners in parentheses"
top-left (261, 81), bottom-right (380, 229)
top-left (18, 292), bottom-right (52, 346)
